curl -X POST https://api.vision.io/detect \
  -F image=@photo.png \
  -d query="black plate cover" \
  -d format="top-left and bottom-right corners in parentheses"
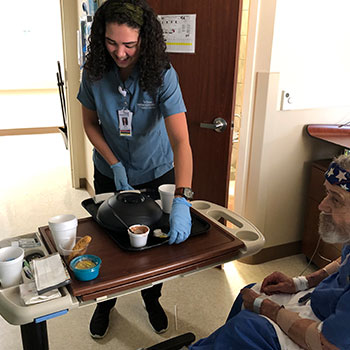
top-left (96, 192), bottom-right (163, 231)
top-left (82, 197), bottom-right (211, 251)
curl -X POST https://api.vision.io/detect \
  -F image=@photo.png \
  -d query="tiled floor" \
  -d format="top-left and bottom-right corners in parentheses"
top-left (0, 133), bottom-right (315, 350)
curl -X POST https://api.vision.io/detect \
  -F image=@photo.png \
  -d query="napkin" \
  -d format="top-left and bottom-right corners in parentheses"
top-left (32, 253), bottom-right (70, 294)
top-left (19, 282), bottom-right (61, 305)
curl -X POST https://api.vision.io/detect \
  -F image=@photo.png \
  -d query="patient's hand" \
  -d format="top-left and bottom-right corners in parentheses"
top-left (240, 287), bottom-right (260, 311)
top-left (241, 288), bottom-right (281, 321)
top-left (260, 271), bottom-right (296, 295)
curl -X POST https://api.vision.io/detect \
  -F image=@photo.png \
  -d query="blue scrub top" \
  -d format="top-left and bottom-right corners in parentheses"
top-left (77, 64), bottom-right (186, 185)
top-left (311, 245), bottom-right (350, 349)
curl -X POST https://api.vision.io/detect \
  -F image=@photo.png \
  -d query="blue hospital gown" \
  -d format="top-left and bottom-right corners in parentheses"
top-left (190, 245), bottom-right (350, 350)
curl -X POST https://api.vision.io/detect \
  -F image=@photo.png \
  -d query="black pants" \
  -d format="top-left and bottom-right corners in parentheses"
top-left (93, 166), bottom-right (175, 309)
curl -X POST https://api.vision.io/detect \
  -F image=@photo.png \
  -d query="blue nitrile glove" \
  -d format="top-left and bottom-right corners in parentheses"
top-left (110, 162), bottom-right (134, 191)
top-left (168, 197), bottom-right (192, 245)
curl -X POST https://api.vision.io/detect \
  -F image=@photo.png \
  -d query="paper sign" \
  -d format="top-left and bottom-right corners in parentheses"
top-left (158, 14), bottom-right (196, 53)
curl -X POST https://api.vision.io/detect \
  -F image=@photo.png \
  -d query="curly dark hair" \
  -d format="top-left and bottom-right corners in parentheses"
top-left (84, 0), bottom-right (170, 95)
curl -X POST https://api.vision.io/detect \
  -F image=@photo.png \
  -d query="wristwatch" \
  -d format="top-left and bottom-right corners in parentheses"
top-left (174, 187), bottom-right (194, 200)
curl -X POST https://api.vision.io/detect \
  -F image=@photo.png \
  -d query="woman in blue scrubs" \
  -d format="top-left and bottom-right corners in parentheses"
top-left (77, 0), bottom-right (193, 339)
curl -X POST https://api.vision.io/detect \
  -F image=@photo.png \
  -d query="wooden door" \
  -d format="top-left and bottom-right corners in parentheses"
top-left (149, 0), bottom-right (242, 206)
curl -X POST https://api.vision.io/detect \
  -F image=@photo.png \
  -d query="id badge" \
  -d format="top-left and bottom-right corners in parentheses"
top-left (118, 109), bottom-right (133, 136)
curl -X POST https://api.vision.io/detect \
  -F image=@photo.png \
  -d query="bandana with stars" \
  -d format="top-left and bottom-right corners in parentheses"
top-left (325, 162), bottom-right (350, 192)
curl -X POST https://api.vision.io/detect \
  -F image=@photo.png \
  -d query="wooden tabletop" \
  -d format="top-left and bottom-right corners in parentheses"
top-left (306, 124), bottom-right (350, 149)
top-left (39, 210), bottom-right (245, 301)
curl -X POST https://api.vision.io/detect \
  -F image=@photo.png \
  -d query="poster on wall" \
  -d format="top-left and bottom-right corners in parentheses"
top-left (158, 14), bottom-right (196, 53)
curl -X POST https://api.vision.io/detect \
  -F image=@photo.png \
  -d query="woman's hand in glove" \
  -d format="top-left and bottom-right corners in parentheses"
top-left (168, 197), bottom-right (192, 244)
top-left (110, 162), bottom-right (134, 191)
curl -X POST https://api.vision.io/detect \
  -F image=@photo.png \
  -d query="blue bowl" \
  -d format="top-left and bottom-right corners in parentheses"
top-left (70, 254), bottom-right (101, 281)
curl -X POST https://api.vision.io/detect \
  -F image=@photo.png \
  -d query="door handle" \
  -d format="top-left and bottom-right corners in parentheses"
top-left (200, 117), bottom-right (227, 133)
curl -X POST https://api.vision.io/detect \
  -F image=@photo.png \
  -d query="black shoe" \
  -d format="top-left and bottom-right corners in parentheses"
top-left (89, 299), bottom-right (116, 339)
top-left (143, 299), bottom-right (168, 334)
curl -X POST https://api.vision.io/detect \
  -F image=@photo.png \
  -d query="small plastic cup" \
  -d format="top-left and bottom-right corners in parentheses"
top-left (59, 236), bottom-right (87, 261)
top-left (128, 224), bottom-right (150, 248)
top-left (158, 184), bottom-right (175, 214)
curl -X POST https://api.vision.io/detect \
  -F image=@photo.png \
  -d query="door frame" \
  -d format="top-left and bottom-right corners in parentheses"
top-left (59, 0), bottom-right (86, 189)
top-left (234, 0), bottom-right (271, 216)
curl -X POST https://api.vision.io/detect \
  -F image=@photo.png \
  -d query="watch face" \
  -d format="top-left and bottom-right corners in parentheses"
top-left (184, 188), bottom-right (194, 199)
top-left (175, 187), bottom-right (194, 200)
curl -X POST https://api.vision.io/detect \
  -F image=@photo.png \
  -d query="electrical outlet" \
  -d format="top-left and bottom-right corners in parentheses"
top-left (280, 90), bottom-right (293, 110)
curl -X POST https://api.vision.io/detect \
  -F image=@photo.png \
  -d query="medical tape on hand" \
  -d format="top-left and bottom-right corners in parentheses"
top-left (305, 322), bottom-right (322, 350)
top-left (322, 260), bottom-right (340, 275)
top-left (293, 276), bottom-right (309, 291)
top-left (253, 296), bottom-right (268, 314)
top-left (276, 307), bottom-right (301, 334)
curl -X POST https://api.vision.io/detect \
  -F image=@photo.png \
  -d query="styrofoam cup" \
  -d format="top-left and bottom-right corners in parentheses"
top-left (128, 224), bottom-right (150, 248)
top-left (48, 214), bottom-right (78, 254)
top-left (158, 184), bottom-right (176, 214)
top-left (0, 246), bottom-right (24, 288)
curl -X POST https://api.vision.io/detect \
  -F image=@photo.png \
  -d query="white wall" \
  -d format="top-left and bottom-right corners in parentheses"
top-left (0, 0), bottom-right (64, 90)
top-left (272, 0), bottom-right (350, 110)
top-left (236, 0), bottom-right (350, 249)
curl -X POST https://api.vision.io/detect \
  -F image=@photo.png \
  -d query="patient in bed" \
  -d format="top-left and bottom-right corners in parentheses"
top-left (186, 155), bottom-right (350, 350)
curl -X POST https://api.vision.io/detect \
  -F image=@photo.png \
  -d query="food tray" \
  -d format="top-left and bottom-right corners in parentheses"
top-left (81, 198), bottom-right (211, 251)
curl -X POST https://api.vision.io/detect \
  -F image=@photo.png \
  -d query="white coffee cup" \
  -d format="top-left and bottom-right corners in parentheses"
top-left (48, 214), bottom-right (78, 255)
top-left (0, 246), bottom-right (25, 288)
top-left (158, 184), bottom-right (176, 214)
top-left (128, 224), bottom-right (150, 248)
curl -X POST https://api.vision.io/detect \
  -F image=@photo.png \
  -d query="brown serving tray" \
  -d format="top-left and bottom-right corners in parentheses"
top-left (39, 208), bottom-right (245, 301)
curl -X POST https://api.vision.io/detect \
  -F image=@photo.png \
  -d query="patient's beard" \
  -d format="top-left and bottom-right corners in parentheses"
top-left (319, 213), bottom-right (350, 244)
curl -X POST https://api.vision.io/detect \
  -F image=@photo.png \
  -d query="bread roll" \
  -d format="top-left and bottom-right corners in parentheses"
top-left (68, 235), bottom-right (92, 262)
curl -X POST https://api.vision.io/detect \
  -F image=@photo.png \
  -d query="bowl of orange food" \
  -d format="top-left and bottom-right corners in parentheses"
top-left (69, 254), bottom-right (101, 281)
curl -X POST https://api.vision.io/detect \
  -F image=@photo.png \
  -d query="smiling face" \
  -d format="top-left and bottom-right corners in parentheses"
top-left (318, 180), bottom-right (350, 244)
top-left (105, 22), bottom-right (141, 77)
